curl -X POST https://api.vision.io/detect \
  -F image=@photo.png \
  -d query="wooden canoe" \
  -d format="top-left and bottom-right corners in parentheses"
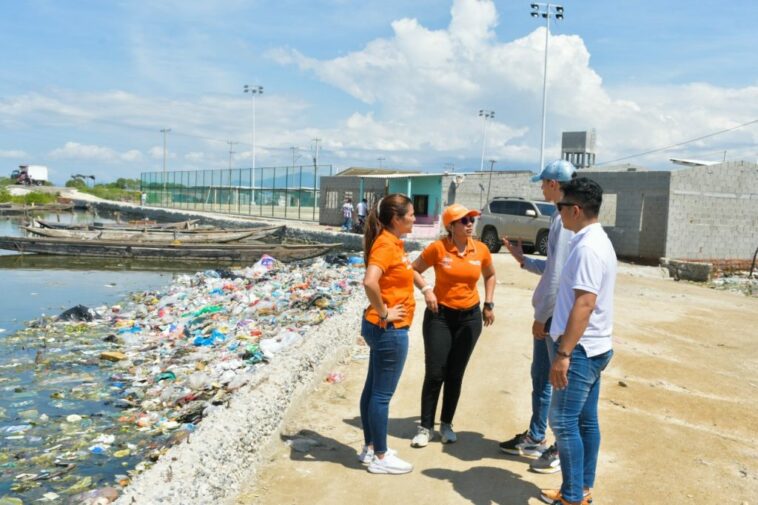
top-left (34, 219), bottom-right (202, 230)
top-left (0, 204), bottom-right (74, 216)
top-left (23, 225), bottom-right (284, 243)
top-left (0, 235), bottom-right (339, 263)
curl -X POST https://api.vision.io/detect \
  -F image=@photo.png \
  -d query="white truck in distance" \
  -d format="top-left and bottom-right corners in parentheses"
top-left (11, 165), bottom-right (49, 185)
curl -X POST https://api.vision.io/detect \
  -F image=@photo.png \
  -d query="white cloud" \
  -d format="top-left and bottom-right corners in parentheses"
top-left (185, 151), bottom-right (205, 162)
top-left (121, 149), bottom-right (143, 161)
top-left (50, 142), bottom-right (118, 161)
top-left (269, 0), bottom-right (758, 168)
top-left (0, 149), bottom-right (27, 158)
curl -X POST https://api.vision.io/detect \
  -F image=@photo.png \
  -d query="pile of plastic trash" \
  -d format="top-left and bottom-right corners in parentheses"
top-left (0, 254), bottom-right (363, 504)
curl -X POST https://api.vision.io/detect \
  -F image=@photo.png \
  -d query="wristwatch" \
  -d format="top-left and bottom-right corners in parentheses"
top-left (556, 349), bottom-right (571, 359)
top-left (483, 302), bottom-right (494, 310)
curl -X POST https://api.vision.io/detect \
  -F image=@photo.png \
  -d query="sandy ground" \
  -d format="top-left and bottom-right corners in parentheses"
top-left (232, 253), bottom-right (758, 505)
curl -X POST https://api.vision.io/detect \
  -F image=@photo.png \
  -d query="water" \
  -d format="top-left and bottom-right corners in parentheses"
top-left (0, 212), bottom-right (203, 501)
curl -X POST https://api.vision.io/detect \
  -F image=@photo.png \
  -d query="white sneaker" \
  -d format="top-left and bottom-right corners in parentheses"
top-left (367, 452), bottom-right (413, 474)
top-left (411, 426), bottom-right (432, 448)
top-left (358, 446), bottom-right (395, 465)
top-left (440, 423), bottom-right (457, 444)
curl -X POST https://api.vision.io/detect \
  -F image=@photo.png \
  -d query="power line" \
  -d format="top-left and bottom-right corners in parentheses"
top-left (596, 118), bottom-right (758, 166)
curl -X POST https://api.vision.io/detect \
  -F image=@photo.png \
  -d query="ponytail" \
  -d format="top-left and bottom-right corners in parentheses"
top-left (363, 193), bottom-right (412, 265)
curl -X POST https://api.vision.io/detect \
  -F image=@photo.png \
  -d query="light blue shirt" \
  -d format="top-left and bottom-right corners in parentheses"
top-left (523, 211), bottom-right (574, 323)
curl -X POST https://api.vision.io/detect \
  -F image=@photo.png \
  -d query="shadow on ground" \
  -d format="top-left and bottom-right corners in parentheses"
top-left (280, 429), bottom-right (364, 470)
top-left (424, 465), bottom-right (540, 505)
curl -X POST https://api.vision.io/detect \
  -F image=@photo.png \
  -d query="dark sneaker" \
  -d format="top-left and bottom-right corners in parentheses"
top-left (440, 423), bottom-right (457, 444)
top-left (530, 443), bottom-right (561, 473)
top-left (499, 430), bottom-right (547, 458)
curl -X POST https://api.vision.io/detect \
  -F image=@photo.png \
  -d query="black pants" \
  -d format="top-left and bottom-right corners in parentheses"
top-left (420, 304), bottom-right (483, 429)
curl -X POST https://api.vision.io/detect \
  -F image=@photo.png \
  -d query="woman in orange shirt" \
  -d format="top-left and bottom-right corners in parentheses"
top-left (410, 203), bottom-right (496, 447)
top-left (359, 193), bottom-right (424, 474)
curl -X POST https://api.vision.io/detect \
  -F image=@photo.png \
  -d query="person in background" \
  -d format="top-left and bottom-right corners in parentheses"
top-left (540, 177), bottom-right (616, 505)
top-left (499, 160), bottom-right (576, 476)
top-left (356, 198), bottom-right (369, 231)
top-left (359, 193), bottom-right (425, 474)
top-left (342, 197), bottom-right (354, 232)
top-left (410, 203), bottom-right (496, 448)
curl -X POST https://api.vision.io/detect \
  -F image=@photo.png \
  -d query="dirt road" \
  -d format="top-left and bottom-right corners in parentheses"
top-left (234, 254), bottom-right (758, 505)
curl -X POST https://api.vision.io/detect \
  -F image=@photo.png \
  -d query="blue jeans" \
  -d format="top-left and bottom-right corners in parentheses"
top-left (548, 339), bottom-right (613, 503)
top-left (360, 319), bottom-right (409, 454)
top-left (529, 319), bottom-right (553, 441)
top-left (342, 217), bottom-right (352, 231)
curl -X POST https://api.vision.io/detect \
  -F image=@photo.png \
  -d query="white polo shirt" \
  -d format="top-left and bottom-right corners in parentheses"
top-left (550, 222), bottom-right (617, 357)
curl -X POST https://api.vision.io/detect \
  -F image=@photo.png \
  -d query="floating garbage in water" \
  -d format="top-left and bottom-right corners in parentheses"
top-left (0, 255), bottom-right (363, 503)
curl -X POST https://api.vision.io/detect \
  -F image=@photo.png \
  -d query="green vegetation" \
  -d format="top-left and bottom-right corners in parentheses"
top-left (0, 176), bottom-right (14, 187)
top-left (65, 177), bottom-right (141, 203)
top-left (0, 188), bottom-right (58, 204)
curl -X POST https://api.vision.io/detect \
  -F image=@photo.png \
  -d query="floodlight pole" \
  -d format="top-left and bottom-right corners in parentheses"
top-left (478, 109), bottom-right (495, 172)
top-left (531, 2), bottom-right (563, 172)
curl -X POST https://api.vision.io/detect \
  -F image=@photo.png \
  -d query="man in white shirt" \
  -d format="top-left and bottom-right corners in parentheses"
top-left (356, 198), bottom-right (368, 231)
top-left (541, 177), bottom-right (616, 505)
top-left (342, 197), bottom-right (354, 232)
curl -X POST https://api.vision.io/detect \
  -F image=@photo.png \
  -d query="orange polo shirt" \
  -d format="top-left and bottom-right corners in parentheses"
top-left (365, 230), bottom-right (416, 328)
top-left (420, 237), bottom-right (493, 310)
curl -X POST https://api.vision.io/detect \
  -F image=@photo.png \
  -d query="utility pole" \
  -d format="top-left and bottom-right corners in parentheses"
top-left (160, 128), bottom-right (171, 206)
top-left (311, 138), bottom-right (321, 167)
top-left (290, 146), bottom-right (300, 168)
top-left (377, 157), bottom-right (386, 168)
top-left (227, 141), bottom-right (238, 170)
top-left (486, 159), bottom-right (496, 205)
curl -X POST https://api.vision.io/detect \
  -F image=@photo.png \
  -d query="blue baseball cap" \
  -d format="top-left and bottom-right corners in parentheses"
top-left (530, 159), bottom-right (577, 183)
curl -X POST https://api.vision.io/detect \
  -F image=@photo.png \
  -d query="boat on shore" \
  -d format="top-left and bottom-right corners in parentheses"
top-left (0, 235), bottom-right (339, 262)
top-left (23, 225), bottom-right (285, 243)
top-left (0, 203), bottom-right (75, 216)
top-left (34, 218), bottom-right (202, 231)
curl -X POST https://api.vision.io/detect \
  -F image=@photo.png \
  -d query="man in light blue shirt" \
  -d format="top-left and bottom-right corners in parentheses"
top-left (499, 160), bottom-right (576, 475)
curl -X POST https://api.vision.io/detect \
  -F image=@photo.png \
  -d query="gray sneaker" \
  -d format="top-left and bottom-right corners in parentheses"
top-left (499, 430), bottom-right (547, 458)
top-left (440, 423), bottom-right (457, 444)
top-left (530, 444), bottom-right (560, 474)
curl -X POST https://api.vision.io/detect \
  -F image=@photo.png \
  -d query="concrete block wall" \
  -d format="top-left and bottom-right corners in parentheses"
top-left (443, 170), bottom-right (670, 260)
top-left (666, 161), bottom-right (758, 260)
top-left (318, 176), bottom-right (385, 226)
top-left (581, 171), bottom-right (671, 260)
top-left (440, 171), bottom-right (541, 211)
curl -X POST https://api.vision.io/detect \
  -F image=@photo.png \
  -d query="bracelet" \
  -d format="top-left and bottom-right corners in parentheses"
top-left (556, 349), bottom-right (571, 359)
top-left (379, 309), bottom-right (388, 321)
top-left (420, 285), bottom-right (433, 293)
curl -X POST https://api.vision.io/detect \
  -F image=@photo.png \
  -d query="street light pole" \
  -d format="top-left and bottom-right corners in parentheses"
top-left (377, 157), bottom-right (385, 168)
top-left (478, 110), bottom-right (495, 172)
top-left (531, 2), bottom-right (564, 172)
top-left (160, 128), bottom-right (171, 206)
top-left (244, 84), bottom-right (263, 205)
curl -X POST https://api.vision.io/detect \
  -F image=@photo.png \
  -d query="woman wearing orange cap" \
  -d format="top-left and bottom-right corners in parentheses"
top-left (410, 203), bottom-right (496, 447)
top-left (358, 193), bottom-right (424, 474)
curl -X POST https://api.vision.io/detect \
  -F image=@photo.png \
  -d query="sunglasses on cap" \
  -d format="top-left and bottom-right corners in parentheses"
top-left (456, 216), bottom-right (476, 225)
top-left (556, 201), bottom-right (583, 211)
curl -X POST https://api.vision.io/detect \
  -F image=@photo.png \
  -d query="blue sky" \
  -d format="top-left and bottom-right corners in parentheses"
top-left (1, 0), bottom-right (756, 183)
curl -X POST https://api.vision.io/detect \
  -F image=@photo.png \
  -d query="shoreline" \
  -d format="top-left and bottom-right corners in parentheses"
top-left (114, 273), bottom-right (365, 504)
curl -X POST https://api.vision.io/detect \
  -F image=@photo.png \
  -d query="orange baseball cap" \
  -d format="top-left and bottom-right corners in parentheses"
top-left (442, 203), bottom-right (481, 228)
